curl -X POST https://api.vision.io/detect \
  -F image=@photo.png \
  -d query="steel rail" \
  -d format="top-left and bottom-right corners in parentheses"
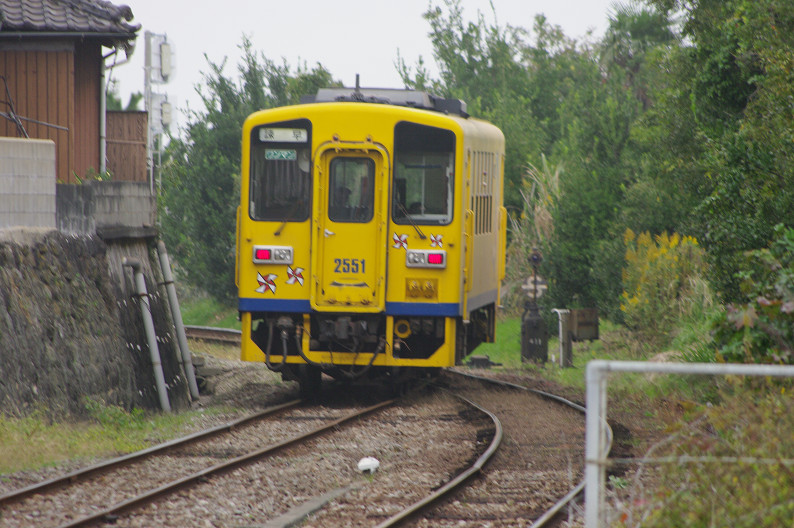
top-left (0, 399), bottom-right (302, 507)
top-left (56, 399), bottom-right (395, 528)
top-left (184, 325), bottom-right (242, 344)
top-left (447, 368), bottom-right (614, 528)
top-left (374, 388), bottom-right (503, 528)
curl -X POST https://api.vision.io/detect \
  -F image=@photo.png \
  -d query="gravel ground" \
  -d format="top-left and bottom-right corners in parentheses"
top-left (0, 353), bottom-right (621, 527)
top-left (405, 372), bottom-right (587, 527)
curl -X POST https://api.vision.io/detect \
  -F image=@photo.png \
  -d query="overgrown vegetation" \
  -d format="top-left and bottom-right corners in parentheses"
top-left (0, 399), bottom-right (201, 474)
top-left (615, 386), bottom-right (794, 527)
top-left (620, 230), bottom-right (712, 343)
top-left (710, 224), bottom-right (794, 364)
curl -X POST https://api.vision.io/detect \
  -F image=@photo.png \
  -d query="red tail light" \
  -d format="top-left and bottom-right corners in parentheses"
top-left (427, 253), bottom-right (444, 265)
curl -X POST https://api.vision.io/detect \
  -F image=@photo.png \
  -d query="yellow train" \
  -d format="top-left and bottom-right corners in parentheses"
top-left (236, 86), bottom-right (506, 394)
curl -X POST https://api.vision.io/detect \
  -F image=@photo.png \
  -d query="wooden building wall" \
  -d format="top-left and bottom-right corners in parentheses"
top-left (106, 111), bottom-right (148, 182)
top-left (0, 40), bottom-right (102, 184)
top-left (74, 41), bottom-right (100, 182)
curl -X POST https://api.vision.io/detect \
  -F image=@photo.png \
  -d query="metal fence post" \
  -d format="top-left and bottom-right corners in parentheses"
top-left (552, 309), bottom-right (572, 367)
top-left (585, 360), bottom-right (608, 527)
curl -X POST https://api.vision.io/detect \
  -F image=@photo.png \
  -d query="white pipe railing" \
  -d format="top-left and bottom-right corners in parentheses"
top-left (585, 360), bottom-right (794, 527)
top-left (123, 257), bottom-right (171, 412)
top-left (157, 241), bottom-right (200, 400)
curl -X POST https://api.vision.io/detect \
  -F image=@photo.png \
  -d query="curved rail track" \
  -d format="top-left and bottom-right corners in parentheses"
top-left (302, 369), bottom-right (605, 527)
top-left (0, 382), bottom-right (507, 528)
top-left (2, 320), bottom-right (607, 527)
top-left (449, 369), bottom-right (612, 527)
top-left (374, 369), bottom-right (611, 527)
top-left (374, 389), bottom-right (503, 528)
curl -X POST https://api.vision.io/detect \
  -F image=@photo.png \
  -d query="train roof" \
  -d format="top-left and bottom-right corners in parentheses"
top-left (300, 87), bottom-right (469, 118)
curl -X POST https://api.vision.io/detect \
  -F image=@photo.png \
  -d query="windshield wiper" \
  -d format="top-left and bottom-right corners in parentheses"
top-left (274, 200), bottom-right (304, 236)
top-left (395, 201), bottom-right (426, 239)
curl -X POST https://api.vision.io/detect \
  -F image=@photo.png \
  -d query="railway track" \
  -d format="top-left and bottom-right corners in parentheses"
top-left (420, 369), bottom-right (601, 527)
top-left (0, 383), bottom-right (506, 528)
top-left (184, 324), bottom-right (241, 345)
top-left (1, 329), bottom-right (601, 527)
top-left (303, 370), bottom-right (600, 527)
top-left (0, 398), bottom-right (393, 527)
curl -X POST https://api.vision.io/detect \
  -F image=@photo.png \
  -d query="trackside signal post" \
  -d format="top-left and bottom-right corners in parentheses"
top-left (521, 248), bottom-right (548, 363)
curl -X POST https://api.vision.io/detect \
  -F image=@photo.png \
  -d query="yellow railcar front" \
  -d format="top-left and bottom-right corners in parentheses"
top-left (236, 89), bottom-right (504, 391)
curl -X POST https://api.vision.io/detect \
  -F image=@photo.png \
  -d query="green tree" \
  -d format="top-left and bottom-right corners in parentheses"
top-left (403, 0), bottom-right (670, 315)
top-left (600, 1), bottom-right (676, 108)
top-left (645, 0), bottom-right (794, 301)
top-left (541, 27), bottom-right (646, 315)
top-left (158, 37), bottom-right (338, 301)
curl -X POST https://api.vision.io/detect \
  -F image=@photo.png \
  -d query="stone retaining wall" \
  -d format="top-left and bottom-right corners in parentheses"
top-left (0, 229), bottom-right (189, 417)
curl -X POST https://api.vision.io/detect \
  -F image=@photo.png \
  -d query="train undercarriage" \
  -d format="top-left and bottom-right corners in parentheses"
top-left (247, 304), bottom-right (495, 396)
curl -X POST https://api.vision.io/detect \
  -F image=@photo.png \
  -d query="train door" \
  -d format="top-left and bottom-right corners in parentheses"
top-left (311, 147), bottom-right (388, 311)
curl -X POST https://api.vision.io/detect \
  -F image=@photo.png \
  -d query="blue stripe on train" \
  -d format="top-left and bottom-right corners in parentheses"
top-left (238, 298), bottom-right (461, 317)
top-left (385, 302), bottom-right (460, 316)
top-left (238, 298), bottom-right (311, 313)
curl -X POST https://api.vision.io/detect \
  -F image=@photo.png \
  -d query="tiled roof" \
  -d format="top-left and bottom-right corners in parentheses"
top-left (0, 0), bottom-right (139, 36)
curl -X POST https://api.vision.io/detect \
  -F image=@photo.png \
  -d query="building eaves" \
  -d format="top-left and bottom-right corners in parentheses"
top-left (0, 0), bottom-right (139, 39)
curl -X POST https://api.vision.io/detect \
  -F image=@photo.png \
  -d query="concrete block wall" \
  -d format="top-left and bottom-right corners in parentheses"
top-left (57, 180), bottom-right (156, 238)
top-left (92, 181), bottom-right (156, 230)
top-left (0, 137), bottom-right (56, 230)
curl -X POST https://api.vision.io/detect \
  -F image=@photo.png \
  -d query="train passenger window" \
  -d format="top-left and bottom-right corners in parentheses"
top-left (393, 122), bottom-right (455, 225)
top-left (249, 122), bottom-right (311, 222)
top-left (328, 157), bottom-right (375, 223)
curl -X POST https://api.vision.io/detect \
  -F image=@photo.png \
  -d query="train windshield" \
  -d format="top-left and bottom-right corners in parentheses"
top-left (328, 157), bottom-right (375, 223)
top-left (393, 122), bottom-right (455, 226)
top-left (249, 122), bottom-right (311, 222)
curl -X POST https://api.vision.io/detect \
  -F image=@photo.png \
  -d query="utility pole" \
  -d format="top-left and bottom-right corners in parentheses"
top-left (144, 30), bottom-right (173, 194)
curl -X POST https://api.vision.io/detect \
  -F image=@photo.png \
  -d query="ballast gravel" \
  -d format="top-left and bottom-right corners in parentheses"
top-left (0, 355), bottom-right (593, 527)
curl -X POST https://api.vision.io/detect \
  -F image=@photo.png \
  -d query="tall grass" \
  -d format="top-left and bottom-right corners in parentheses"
top-left (179, 292), bottom-right (240, 330)
top-left (502, 156), bottom-right (563, 315)
top-left (0, 400), bottom-right (211, 474)
top-left (613, 387), bottom-right (794, 527)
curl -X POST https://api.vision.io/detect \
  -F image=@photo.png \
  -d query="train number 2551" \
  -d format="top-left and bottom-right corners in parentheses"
top-left (334, 258), bottom-right (365, 273)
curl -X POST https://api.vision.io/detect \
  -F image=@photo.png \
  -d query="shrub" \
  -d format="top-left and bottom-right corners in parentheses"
top-left (620, 230), bottom-right (711, 341)
top-left (616, 387), bottom-right (794, 527)
top-left (710, 224), bottom-right (794, 364)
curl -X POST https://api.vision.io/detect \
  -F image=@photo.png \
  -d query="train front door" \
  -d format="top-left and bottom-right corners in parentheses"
top-left (311, 147), bottom-right (388, 312)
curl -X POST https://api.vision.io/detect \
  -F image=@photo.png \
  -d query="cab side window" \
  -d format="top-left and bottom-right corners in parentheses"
top-left (393, 122), bottom-right (455, 225)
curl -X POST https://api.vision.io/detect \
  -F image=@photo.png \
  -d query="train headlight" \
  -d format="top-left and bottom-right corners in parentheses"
top-left (406, 278), bottom-right (437, 299)
top-left (423, 280), bottom-right (436, 298)
top-left (406, 249), bottom-right (446, 269)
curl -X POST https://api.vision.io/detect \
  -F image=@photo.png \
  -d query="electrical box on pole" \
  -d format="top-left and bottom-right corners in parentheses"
top-left (159, 42), bottom-right (172, 81)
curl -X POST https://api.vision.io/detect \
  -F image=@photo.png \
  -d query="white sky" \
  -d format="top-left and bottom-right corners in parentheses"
top-left (110, 0), bottom-right (617, 131)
